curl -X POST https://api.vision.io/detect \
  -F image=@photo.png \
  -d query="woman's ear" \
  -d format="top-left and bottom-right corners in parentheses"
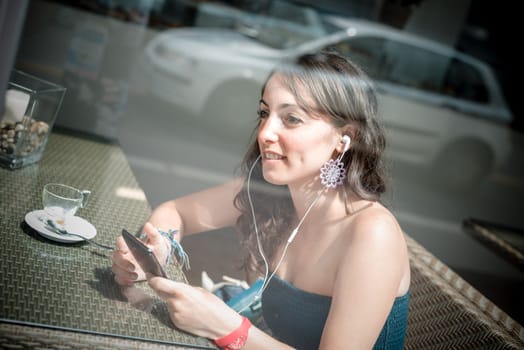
top-left (335, 127), bottom-right (356, 153)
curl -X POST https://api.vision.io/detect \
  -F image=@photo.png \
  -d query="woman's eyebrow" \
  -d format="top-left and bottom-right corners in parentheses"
top-left (259, 99), bottom-right (301, 111)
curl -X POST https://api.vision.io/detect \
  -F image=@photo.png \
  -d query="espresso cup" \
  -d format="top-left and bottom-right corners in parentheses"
top-left (42, 183), bottom-right (91, 226)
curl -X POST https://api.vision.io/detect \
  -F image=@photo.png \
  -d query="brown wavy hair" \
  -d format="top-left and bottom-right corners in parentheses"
top-left (234, 51), bottom-right (387, 275)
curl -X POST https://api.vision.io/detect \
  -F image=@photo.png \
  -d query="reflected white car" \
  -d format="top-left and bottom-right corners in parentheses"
top-left (142, 10), bottom-right (513, 189)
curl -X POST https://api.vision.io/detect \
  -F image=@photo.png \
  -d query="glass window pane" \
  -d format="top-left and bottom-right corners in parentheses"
top-left (328, 37), bottom-right (386, 79)
top-left (443, 58), bottom-right (489, 102)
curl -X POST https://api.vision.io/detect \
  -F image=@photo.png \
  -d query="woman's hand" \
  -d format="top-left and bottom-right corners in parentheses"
top-left (148, 277), bottom-right (243, 340)
top-left (111, 222), bottom-right (170, 285)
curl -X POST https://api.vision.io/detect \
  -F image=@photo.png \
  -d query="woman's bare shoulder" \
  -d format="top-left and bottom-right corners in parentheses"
top-left (346, 202), bottom-right (403, 245)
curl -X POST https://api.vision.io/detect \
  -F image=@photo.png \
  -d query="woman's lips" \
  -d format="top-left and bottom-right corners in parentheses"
top-left (263, 152), bottom-right (284, 160)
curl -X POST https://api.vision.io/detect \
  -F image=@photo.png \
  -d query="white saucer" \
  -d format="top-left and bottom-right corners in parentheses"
top-left (25, 209), bottom-right (97, 243)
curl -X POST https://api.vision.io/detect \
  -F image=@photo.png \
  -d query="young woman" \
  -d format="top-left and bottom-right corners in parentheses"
top-left (112, 51), bottom-right (410, 350)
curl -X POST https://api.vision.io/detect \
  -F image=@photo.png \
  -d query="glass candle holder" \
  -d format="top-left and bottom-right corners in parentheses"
top-left (0, 70), bottom-right (66, 169)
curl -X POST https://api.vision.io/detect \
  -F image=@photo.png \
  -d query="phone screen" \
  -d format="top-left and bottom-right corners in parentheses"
top-left (121, 229), bottom-right (167, 278)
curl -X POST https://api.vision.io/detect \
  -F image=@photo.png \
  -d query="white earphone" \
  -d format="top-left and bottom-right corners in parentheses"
top-left (341, 135), bottom-right (351, 153)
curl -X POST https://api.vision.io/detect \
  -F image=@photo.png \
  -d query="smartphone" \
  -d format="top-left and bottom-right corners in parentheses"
top-left (121, 229), bottom-right (167, 278)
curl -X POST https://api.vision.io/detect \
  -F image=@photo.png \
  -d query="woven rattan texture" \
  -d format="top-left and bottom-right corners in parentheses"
top-left (405, 235), bottom-right (524, 350)
top-left (463, 220), bottom-right (524, 273)
top-left (0, 132), bottom-right (214, 349)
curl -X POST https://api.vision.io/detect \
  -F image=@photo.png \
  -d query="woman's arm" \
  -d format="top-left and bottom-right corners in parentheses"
top-left (112, 178), bottom-right (244, 285)
top-left (319, 208), bottom-right (409, 350)
top-left (148, 277), bottom-right (295, 349)
top-left (148, 177), bottom-right (244, 240)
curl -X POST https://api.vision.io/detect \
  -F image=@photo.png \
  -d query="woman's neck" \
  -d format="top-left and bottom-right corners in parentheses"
top-left (288, 181), bottom-right (343, 220)
top-left (288, 180), bottom-right (371, 224)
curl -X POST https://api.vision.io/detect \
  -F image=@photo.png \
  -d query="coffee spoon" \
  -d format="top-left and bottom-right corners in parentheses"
top-left (45, 219), bottom-right (114, 251)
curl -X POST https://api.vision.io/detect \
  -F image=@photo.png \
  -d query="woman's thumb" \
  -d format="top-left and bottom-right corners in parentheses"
top-left (143, 222), bottom-right (163, 244)
top-left (143, 222), bottom-right (170, 265)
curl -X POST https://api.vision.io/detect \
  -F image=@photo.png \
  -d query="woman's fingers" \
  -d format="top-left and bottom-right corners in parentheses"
top-left (111, 262), bottom-right (138, 285)
top-left (115, 235), bottom-right (129, 252)
top-left (148, 277), bottom-right (223, 338)
top-left (148, 276), bottom-right (185, 298)
top-left (112, 236), bottom-right (146, 284)
top-left (112, 237), bottom-right (134, 268)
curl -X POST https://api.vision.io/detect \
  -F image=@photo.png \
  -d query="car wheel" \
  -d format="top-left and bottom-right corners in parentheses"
top-left (432, 139), bottom-right (494, 191)
top-left (202, 79), bottom-right (260, 139)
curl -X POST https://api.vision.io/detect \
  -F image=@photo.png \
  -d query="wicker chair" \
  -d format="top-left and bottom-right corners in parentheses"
top-left (404, 235), bottom-right (524, 349)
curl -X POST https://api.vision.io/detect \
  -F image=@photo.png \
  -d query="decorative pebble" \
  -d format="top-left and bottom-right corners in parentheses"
top-left (0, 118), bottom-right (49, 158)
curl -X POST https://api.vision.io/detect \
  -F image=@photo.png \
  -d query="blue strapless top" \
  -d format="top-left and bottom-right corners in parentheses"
top-left (262, 276), bottom-right (409, 350)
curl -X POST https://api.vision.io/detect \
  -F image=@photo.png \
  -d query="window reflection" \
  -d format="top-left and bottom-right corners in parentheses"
top-left (333, 37), bottom-right (489, 103)
top-left (15, 0), bottom-right (524, 325)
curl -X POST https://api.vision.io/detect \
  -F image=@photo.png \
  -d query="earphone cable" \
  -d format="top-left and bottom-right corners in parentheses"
top-left (239, 154), bottom-right (324, 313)
top-left (245, 154), bottom-right (270, 300)
top-left (256, 190), bottom-right (323, 297)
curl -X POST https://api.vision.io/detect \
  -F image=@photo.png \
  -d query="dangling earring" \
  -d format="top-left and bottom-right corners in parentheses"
top-left (320, 135), bottom-right (350, 189)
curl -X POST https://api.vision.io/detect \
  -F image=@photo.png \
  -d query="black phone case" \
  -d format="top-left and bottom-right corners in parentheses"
top-left (122, 229), bottom-right (167, 278)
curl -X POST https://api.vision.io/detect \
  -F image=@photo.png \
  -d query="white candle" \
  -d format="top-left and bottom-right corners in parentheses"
top-left (2, 89), bottom-right (30, 123)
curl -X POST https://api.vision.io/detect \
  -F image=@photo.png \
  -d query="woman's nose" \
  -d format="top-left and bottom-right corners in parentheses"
top-left (258, 116), bottom-right (280, 143)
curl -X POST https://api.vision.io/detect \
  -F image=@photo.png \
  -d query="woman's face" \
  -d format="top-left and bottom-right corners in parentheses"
top-left (257, 74), bottom-right (342, 189)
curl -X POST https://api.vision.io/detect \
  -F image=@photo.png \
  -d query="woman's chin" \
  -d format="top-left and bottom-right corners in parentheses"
top-left (261, 171), bottom-right (287, 186)
top-left (263, 177), bottom-right (286, 186)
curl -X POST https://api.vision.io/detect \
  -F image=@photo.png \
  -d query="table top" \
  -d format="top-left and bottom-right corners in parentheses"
top-left (0, 130), bottom-right (215, 349)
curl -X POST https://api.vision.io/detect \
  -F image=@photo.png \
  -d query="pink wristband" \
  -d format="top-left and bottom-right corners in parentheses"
top-left (214, 316), bottom-right (252, 350)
